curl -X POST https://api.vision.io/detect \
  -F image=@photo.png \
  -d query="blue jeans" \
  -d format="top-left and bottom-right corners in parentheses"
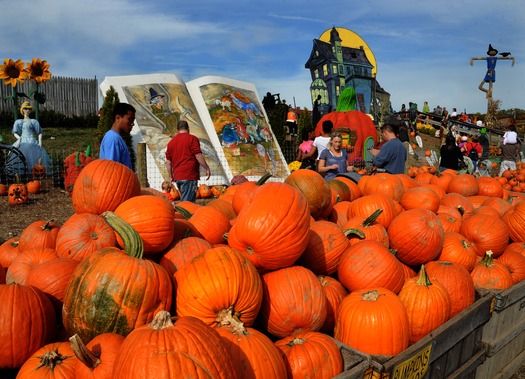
top-left (176, 180), bottom-right (198, 202)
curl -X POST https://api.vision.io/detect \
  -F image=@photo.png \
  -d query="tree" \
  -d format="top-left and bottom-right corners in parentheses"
top-left (297, 107), bottom-right (313, 136)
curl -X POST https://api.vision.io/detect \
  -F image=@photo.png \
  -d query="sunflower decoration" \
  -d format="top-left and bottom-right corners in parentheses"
top-left (0, 58), bottom-right (29, 87)
top-left (26, 58), bottom-right (52, 84)
top-left (288, 160), bottom-right (302, 172)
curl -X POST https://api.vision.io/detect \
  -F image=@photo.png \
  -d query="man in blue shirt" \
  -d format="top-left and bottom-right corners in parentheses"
top-left (370, 123), bottom-right (407, 174)
top-left (99, 103), bottom-right (135, 170)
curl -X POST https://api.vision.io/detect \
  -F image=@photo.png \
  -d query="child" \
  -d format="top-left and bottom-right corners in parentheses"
top-left (503, 124), bottom-right (519, 145)
top-left (161, 181), bottom-right (175, 202)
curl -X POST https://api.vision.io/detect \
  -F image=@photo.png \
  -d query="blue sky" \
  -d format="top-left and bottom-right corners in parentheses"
top-left (3, 0), bottom-right (524, 114)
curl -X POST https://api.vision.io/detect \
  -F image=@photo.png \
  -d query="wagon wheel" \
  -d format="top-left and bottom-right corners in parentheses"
top-left (0, 143), bottom-right (28, 183)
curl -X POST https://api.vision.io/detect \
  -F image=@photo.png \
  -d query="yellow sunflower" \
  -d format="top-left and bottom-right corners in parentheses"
top-left (0, 58), bottom-right (29, 87)
top-left (288, 160), bottom-right (302, 172)
top-left (27, 58), bottom-right (52, 84)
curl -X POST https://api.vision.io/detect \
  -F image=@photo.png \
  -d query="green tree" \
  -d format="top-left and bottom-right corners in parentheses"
top-left (96, 86), bottom-right (136, 169)
top-left (297, 107), bottom-right (313, 137)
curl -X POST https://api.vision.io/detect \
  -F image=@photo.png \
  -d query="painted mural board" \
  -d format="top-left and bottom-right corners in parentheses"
top-left (100, 74), bottom-right (289, 190)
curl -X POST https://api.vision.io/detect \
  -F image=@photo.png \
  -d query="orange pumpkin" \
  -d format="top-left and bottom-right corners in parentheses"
top-left (70, 333), bottom-right (125, 379)
top-left (470, 251), bottom-right (513, 290)
top-left (318, 275), bottom-right (347, 335)
top-left (8, 182), bottom-right (28, 205)
top-left (26, 180), bottom-right (41, 194)
top-left (459, 212), bottom-right (509, 258)
top-left (284, 169), bottom-right (332, 220)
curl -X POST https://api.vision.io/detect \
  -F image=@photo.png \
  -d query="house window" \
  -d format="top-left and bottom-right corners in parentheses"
top-left (336, 86), bottom-right (340, 96)
top-left (323, 64), bottom-right (328, 76)
top-left (315, 50), bottom-right (319, 57)
top-left (332, 65), bottom-right (337, 74)
top-left (338, 65), bottom-right (344, 75)
top-left (314, 69), bottom-right (319, 79)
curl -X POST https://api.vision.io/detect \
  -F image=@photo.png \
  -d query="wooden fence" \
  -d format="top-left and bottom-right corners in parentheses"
top-left (0, 76), bottom-right (98, 116)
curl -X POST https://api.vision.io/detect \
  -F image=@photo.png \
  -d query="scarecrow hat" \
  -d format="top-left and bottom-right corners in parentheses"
top-left (487, 44), bottom-right (498, 55)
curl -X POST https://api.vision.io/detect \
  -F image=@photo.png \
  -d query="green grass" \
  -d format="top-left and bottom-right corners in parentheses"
top-left (0, 126), bottom-right (99, 152)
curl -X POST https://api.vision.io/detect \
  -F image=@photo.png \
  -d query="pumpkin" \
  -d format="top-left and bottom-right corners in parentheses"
top-left (71, 159), bottom-right (141, 215)
top-left (114, 195), bottom-right (175, 254)
top-left (358, 173), bottom-right (405, 202)
top-left (16, 342), bottom-right (78, 378)
top-left (318, 275), bottom-right (347, 334)
top-left (177, 205), bottom-right (231, 245)
top-left (0, 183), bottom-right (7, 196)
top-left (347, 193), bottom-right (398, 229)
top-left (26, 258), bottom-right (80, 320)
top-left (437, 232), bottom-right (478, 272)
top-left (160, 236), bottom-right (212, 281)
top-left (329, 201), bottom-right (351, 228)
top-left (400, 186), bottom-right (441, 213)
top-left (5, 247), bottom-right (58, 285)
top-left (31, 158), bottom-right (47, 179)
top-left (447, 174), bottom-right (479, 196)
top-left (217, 320), bottom-right (287, 379)
top-left (284, 169), bottom-right (332, 220)
top-left (26, 180), bottom-right (41, 194)
top-left (314, 87), bottom-right (377, 162)
top-left (334, 288), bottom-right (409, 356)
top-left (211, 185), bottom-right (226, 197)
top-left (274, 331), bottom-right (343, 379)
top-left (482, 197), bottom-right (513, 217)
top-left (231, 174), bottom-right (272, 215)
top-left (62, 211), bottom-right (172, 343)
top-left (18, 219), bottom-right (60, 252)
top-left (296, 220), bottom-right (350, 275)
top-left (70, 333), bottom-right (125, 379)
top-left (56, 213), bottom-right (118, 261)
top-left (337, 239), bottom-right (405, 294)
top-left (398, 265), bottom-right (451, 344)
top-left (331, 175), bottom-right (362, 201)
top-left (440, 192), bottom-right (476, 220)
top-left (175, 246), bottom-right (262, 327)
top-left (477, 176), bottom-right (504, 198)
top-left (497, 250), bottom-right (525, 284)
top-left (8, 182), bottom-right (28, 205)
top-left (425, 260), bottom-right (475, 318)
top-left (502, 201), bottom-right (525, 243)
top-left (197, 183), bottom-right (213, 198)
top-left (0, 283), bottom-right (57, 368)
top-left (206, 198), bottom-right (237, 220)
top-left (0, 237), bottom-right (20, 268)
top-left (227, 182), bottom-right (311, 272)
top-left (459, 213), bottom-right (509, 258)
top-left (327, 178), bottom-right (351, 202)
top-left (111, 310), bottom-right (237, 379)
top-left (388, 208), bottom-right (444, 266)
top-left (258, 266), bottom-right (327, 338)
top-left (342, 209), bottom-right (389, 247)
top-left (470, 251), bottom-right (514, 290)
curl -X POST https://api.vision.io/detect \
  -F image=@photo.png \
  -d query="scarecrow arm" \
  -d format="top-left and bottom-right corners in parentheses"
top-left (470, 57), bottom-right (486, 66)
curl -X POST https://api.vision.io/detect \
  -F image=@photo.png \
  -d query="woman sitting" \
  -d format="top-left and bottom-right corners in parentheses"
top-left (317, 131), bottom-right (352, 180)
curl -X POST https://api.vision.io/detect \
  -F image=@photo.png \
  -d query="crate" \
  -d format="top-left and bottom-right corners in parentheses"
top-left (476, 280), bottom-right (525, 379)
top-left (364, 291), bottom-right (494, 379)
top-left (332, 338), bottom-right (372, 379)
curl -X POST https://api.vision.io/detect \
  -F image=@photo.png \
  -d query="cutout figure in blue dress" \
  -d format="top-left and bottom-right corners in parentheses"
top-left (12, 101), bottom-right (52, 176)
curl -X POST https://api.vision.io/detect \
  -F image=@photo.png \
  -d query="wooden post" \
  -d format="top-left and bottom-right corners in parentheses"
top-left (136, 142), bottom-right (148, 188)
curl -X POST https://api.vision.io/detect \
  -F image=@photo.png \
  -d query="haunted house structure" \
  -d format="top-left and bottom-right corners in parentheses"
top-left (305, 27), bottom-right (390, 122)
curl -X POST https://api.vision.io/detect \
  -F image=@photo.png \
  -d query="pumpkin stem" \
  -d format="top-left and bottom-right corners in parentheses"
top-left (361, 209), bottom-right (383, 227)
top-left (415, 265), bottom-right (433, 287)
top-left (174, 206), bottom-right (193, 220)
top-left (287, 337), bottom-right (307, 347)
top-left (216, 306), bottom-right (246, 335)
top-left (41, 219), bottom-right (56, 231)
top-left (101, 211), bottom-right (144, 259)
top-left (69, 334), bottom-right (101, 370)
top-left (480, 250), bottom-right (495, 267)
top-left (148, 310), bottom-right (175, 330)
top-left (362, 290), bottom-right (381, 301)
top-left (456, 206), bottom-right (465, 216)
top-left (343, 228), bottom-right (366, 239)
top-left (256, 173), bottom-right (273, 186)
top-left (35, 348), bottom-right (74, 373)
top-left (336, 87), bottom-right (357, 112)
top-left (318, 275), bottom-right (329, 287)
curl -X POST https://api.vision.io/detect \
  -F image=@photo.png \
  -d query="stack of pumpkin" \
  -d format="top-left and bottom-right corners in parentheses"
top-left (1, 159), bottom-right (525, 378)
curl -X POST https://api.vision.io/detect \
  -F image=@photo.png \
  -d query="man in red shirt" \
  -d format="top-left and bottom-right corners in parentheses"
top-left (165, 121), bottom-right (211, 202)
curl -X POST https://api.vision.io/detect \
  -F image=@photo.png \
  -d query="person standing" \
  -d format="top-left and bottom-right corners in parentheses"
top-left (370, 124), bottom-right (407, 174)
top-left (464, 135), bottom-right (483, 172)
top-left (499, 136), bottom-right (520, 176)
top-left (99, 102), bottom-right (135, 170)
top-left (439, 133), bottom-right (464, 171)
top-left (166, 120), bottom-right (211, 202)
top-left (302, 120), bottom-right (333, 171)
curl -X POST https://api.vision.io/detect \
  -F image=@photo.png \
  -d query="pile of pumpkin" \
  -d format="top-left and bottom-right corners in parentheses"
top-left (0, 179), bottom-right (42, 205)
top-left (2, 159), bottom-right (525, 378)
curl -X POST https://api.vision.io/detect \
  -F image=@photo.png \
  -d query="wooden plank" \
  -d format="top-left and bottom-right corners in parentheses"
top-left (491, 348), bottom-right (525, 379)
top-left (492, 279), bottom-right (525, 312)
top-left (448, 349), bottom-right (486, 379)
top-left (485, 316), bottom-right (525, 356)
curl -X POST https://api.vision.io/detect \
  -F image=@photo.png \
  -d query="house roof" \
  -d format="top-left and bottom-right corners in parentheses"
top-left (305, 39), bottom-right (373, 69)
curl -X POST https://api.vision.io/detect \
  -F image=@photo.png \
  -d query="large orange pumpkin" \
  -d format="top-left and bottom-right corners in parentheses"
top-left (72, 159), bottom-right (141, 215)
top-left (398, 265), bottom-right (451, 345)
top-left (436, 232), bottom-right (478, 272)
top-left (258, 266), bottom-right (327, 338)
top-left (70, 333), bottom-right (125, 379)
top-left (334, 288), bottom-right (409, 356)
top-left (459, 212), bottom-right (509, 258)
top-left (388, 208), bottom-right (444, 266)
top-left (447, 174), bottom-right (479, 196)
top-left (175, 246), bottom-right (262, 327)
top-left (284, 169), bottom-right (332, 220)
top-left (318, 275), bottom-right (347, 335)
top-left (62, 212), bottom-right (172, 343)
top-left (502, 201), bottom-right (525, 242)
top-left (347, 193), bottom-right (398, 229)
top-left (358, 173), bottom-right (405, 202)
top-left (227, 182), bottom-right (310, 272)
top-left (0, 283), bottom-right (57, 368)
top-left (18, 219), bottom-right (60, 252)
top-left (17, 341), bottom-right (78, 377)
top-left (470, 251), bottom-right (513, 290)
top-left (111, 310), bottom-right (237, 379)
